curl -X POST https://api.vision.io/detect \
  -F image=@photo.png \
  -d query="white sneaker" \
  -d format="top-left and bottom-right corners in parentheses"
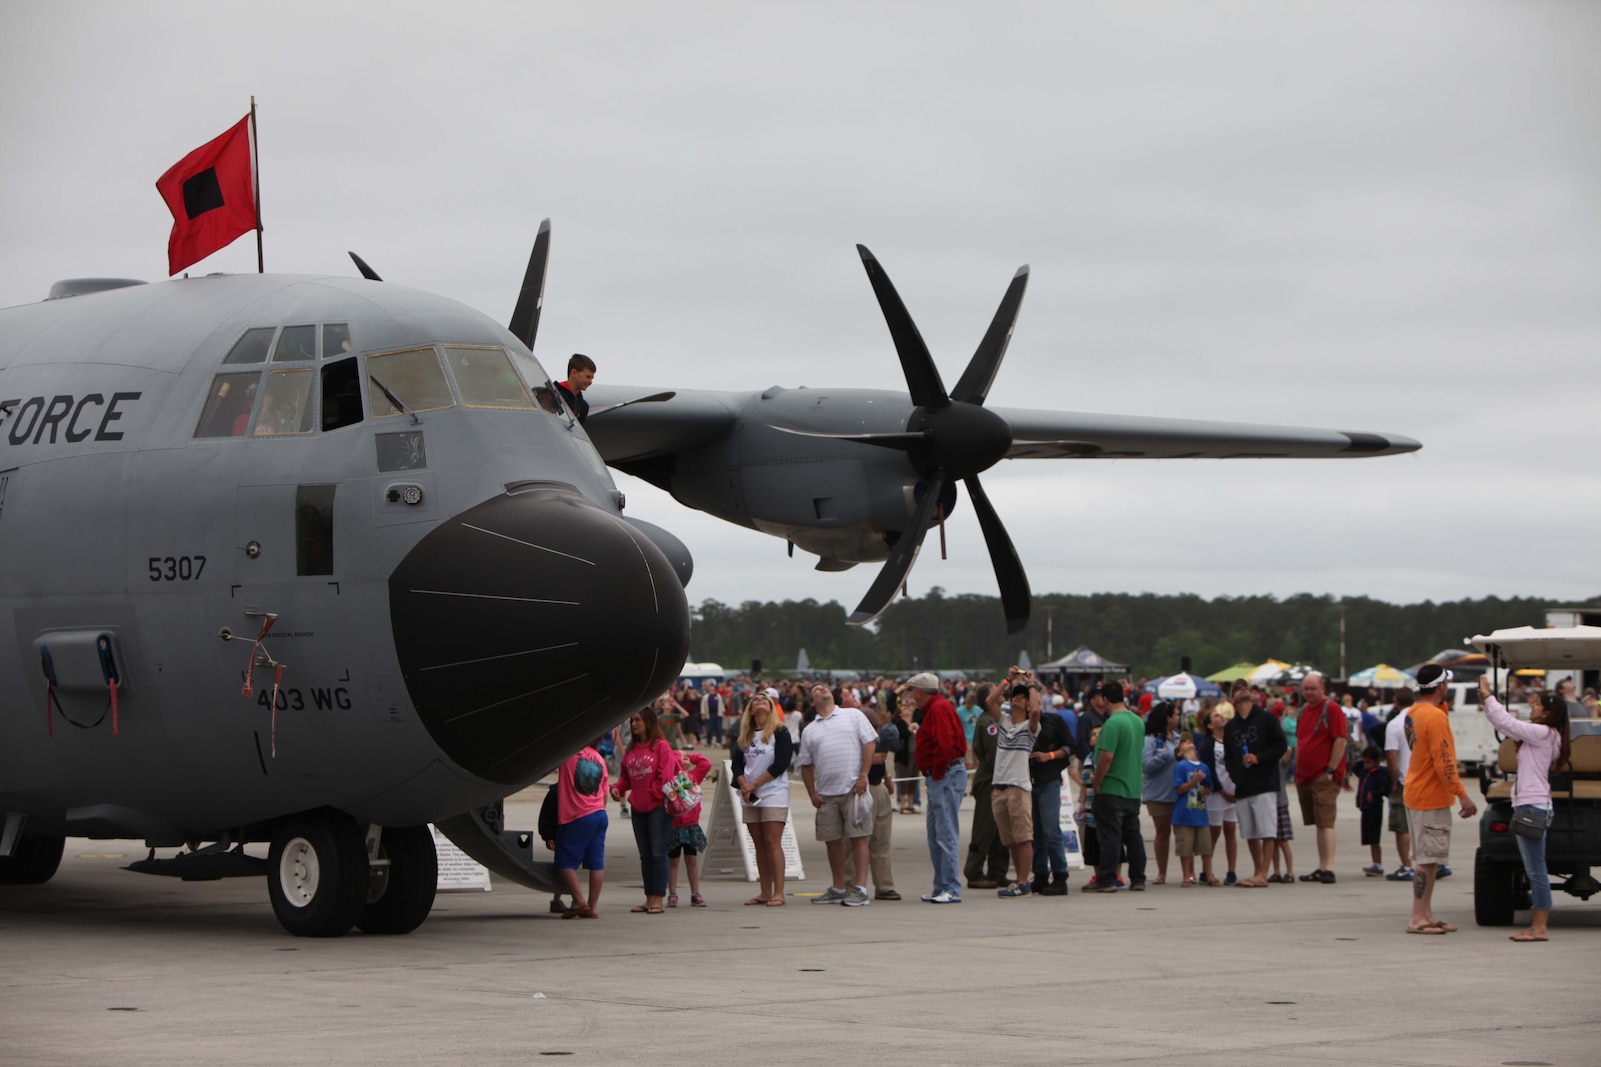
top-left (813, 886), bottom-right (848, 904)
top-left (928, 891), bottom-right (962, 904)
top-left (843, 886), bottom-right (869, 907)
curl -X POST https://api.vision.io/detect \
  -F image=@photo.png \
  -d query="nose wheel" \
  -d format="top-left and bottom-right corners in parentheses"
top-left (267, 814), bottom-right (368, 937)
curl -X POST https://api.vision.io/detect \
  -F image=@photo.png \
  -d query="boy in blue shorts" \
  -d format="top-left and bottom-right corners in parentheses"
top-left (542, 740), bottom-right (610, 918)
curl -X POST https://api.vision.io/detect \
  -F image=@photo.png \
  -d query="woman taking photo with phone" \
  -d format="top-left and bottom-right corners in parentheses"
top-left (732, 694), bottom-right (794, 906)
top-left (1478, 677), bottom-right (1571, 942)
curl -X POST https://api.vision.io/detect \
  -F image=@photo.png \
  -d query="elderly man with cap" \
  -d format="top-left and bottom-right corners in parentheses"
top-left (905, 672), bottom-right (969, 903)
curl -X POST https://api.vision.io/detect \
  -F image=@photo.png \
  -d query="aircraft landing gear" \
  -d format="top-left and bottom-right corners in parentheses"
top-left (0, 834), bottom-right (65, 884)
top-left (356, 826), bottom-right (437, 935)
top-left (267, 814), bottom-right (368, 937)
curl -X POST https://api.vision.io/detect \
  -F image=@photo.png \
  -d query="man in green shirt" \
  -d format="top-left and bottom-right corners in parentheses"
top-left (1083, 680), bottom-right (1148, 893)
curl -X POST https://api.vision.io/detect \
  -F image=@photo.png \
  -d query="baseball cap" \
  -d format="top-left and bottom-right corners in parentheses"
top-left (905, 672), bottom-right (940, 691)
top-left (765, 687), bottom-right (781, 700)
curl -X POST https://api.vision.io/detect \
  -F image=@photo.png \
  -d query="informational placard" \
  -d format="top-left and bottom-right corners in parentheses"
top-left (703, 759), bottom-right (804, 882)
top-left (1060, 779), bottom-right (1086, 870)
top-left (430, 824), bottom-right (492, 891)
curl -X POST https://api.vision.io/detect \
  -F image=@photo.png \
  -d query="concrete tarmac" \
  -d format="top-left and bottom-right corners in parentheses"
top-left (3, 775), bottom-right (1598, 1066)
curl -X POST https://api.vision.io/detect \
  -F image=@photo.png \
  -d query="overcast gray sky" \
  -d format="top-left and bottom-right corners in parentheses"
top-left (3, 1), bottom-right (1597, 612)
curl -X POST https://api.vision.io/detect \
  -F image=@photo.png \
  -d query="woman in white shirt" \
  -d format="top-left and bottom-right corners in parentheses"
top-left (1478, 678), bottom-right (1571, 942)
top-left (732, 695), bottom-right (794, 907)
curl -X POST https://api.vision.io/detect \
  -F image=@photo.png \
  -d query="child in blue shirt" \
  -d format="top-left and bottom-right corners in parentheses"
top-left (1172, 735), bottom-right (1216, 887)
top-left (1356, 745), bottom-right (1391, 877)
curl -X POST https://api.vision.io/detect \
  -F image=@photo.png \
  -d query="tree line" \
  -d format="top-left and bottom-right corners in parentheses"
top-left (687, 589), bottom-right (1581, 679)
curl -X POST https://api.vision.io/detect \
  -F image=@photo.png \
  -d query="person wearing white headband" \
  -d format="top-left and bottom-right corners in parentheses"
top-left (1401, 663), bottom-right (1476, 934)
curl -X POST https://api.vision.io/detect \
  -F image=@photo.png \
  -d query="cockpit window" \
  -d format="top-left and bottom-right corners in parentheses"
top-left (254, 369), bottom-right (316, 436)
top-left (508, 352), bottom-right (565, 416)
top-left (196, 372), bottom-right (262, 437)
top-left (367, 347), bottom-right (455, 418)
top-left (322, 323), bottom-right (352, 359)
top-left (445, 346), bottom-right (535, 409)
top-left (321, 358), bottom-right (363, 431)
top-left (223, 327), bottom-right (275, 365)
top-left (273, 325), bottom-right (316, 363)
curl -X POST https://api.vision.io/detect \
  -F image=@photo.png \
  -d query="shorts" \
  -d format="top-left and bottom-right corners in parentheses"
top-left (815, 793), bottom-right (872, 842)
top-left (1360, 806), bottom-right (1383, 847)
top-left (1408, 806), bottom-right (1452, 866)
top-left (1173, 823), bottom-right (1215, 858)
top-left (1206, 792), bottom-right (1237, 827)
top-left (1389, 782), bottom-right (1409, 833)
top-left (1296, 776), bottom-right (1340, 829)
top-left (1236, 793), bottom-right (1278, 840)
top-left (742, 805), bottom-right (788, 825)
top-left (1276, 801), bottom-right (1294, 842)
top-left (554, 809), bottom-right (607, 871)
top-left (992, 785), bottom-right (1034, 847)
top-left (1145, 800), bottom-right (1174, 824)
top-left (668, 823), bottom-right (707, 857)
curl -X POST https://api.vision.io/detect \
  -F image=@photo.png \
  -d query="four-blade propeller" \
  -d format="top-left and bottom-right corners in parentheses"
top-left (842, 246), bottom-right (1032, 634)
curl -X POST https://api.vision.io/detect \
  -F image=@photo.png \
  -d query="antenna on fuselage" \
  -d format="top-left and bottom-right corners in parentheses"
top-left (348, 252), bottom-right (382, 281)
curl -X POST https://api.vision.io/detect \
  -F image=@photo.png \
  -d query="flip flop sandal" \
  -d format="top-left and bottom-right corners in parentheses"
top-left (1406, 925), bottom-right (1447, 934)
top-left (1509, 932), bottom-right (1548, 942)
top-left (1427, 921), bottom-right (1457, 933)
top-left (630, 905), bottom-right (649, 913)
top-left (744, 897), bottom-right (771, 906)
top-left (765, 897), bottom-right (786, 906)
top-left (645, 905), bottom-right (665, 914)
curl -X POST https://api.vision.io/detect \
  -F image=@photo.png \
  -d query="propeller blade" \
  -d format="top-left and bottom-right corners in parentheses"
top-left (508, 218), bottom-right (552, 351)
top-left (856, 245), bottom-right (948, 410)
top-left (348, 252), bottom-right (382, 281)
top-left (585, 391), bottom-right (677, 418)
top-left (771, 426), bottom-right (927, 450)
top-left (847, 474), bottom-right (945, 628)
top-left (951, 266), bottom-right (1028, 405)
top-left (962, 474), bottom-right (1031, 634)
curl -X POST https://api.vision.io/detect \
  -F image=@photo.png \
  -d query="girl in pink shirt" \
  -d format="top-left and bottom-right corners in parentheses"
top-left (667, 752), bottom-right (713, 907)
top-left (610, 706), bottom-right (680, 914)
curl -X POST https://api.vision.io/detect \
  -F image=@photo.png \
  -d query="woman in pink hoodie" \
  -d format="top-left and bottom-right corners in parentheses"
top-left (610, 706), bottom-right (681, 914)
top-left (667, 752), bottom-right (713, 906)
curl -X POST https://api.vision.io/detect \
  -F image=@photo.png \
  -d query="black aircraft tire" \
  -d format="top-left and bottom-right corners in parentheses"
top-left (356, 826), bottom-right (438, 935)
top-left (0, 835), bottom-right (65, 885)
top-left (267, 815), bottom-right (369, 938)
top-left (1473, 848), bottom-right (1517, 927)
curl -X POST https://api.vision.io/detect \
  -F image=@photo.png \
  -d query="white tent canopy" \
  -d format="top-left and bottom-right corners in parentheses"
top-left (1468, 626), bottom-right (1601, 670)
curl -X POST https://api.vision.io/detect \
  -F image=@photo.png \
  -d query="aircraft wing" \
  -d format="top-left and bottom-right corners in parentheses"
top-left (582, 385), bottom-right (740, 463)
top-left (993, 406), bottom-right (1421, 460)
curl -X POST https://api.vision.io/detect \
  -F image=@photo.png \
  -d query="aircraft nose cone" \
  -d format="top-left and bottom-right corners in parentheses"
top-left (387, 485), bottom-right (690, 786)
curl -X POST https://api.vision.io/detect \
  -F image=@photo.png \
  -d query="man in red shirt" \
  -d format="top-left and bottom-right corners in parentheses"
top-left (906, 672), bottom-right (968, 902)
top-left (1294, 672), bottom-right (1347, 883)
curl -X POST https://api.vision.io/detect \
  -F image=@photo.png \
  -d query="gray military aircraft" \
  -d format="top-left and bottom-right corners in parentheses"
top-left (0, 223), bottom-right (693, 936)
top-left (0, 220), bottom-right (1416, 937)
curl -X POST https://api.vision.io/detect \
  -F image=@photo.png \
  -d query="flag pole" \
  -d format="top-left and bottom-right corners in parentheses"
top-left (250, 96), bottom-right (263, 273)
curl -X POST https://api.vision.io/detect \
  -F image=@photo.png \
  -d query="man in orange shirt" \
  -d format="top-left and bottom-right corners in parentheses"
top-left (1401, 664), bottom-right (1477, 934)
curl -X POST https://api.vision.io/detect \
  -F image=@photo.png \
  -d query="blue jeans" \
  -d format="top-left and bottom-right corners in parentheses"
top-left (1093, 792), bottom-right (1147, 887)
top-left (925, 764), bottom-right (967, 897)
top-left (1513, 805), bottom-right (1553, 911)
top-left (1032, 778), bottom-right (1067, 878)
top-left (631, 806), bottom-right (670, 896)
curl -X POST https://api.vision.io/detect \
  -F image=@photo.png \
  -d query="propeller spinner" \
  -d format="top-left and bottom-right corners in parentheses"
top-left (840, 246), bottom-right (1032, 634)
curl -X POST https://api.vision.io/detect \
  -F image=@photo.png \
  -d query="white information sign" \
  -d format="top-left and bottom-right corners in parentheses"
top-left (1060, 779), bottom-right (1086, 870)
top-left (430, 824), bottom-right (492, 891)
top-left (703, 759), bottom-right (804, 882)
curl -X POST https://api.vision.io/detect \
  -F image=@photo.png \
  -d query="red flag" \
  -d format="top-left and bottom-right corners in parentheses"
top-left (155, 115), bottom-right (258, 275)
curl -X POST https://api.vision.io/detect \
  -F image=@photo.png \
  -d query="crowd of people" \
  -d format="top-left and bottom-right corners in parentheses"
top-left (535, 664), bottom-right (1576, 940)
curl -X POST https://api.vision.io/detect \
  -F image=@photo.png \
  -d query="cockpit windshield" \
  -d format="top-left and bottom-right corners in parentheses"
top-left (367, 347), bottom-right (456, 418)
